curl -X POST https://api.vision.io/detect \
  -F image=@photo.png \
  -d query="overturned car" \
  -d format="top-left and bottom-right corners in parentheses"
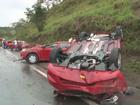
top-left (47, 28), bottom-right (127, 104)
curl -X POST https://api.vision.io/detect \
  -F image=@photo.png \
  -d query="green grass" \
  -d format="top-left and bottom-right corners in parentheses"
top-left (43, 0), bottom-right (133, 33)
top-left (4, 0), bottom-right (140, 72)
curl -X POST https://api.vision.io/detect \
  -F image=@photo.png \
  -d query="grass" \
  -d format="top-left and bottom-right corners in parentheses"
top-left (43, 0), bottom-right (133, 33)
top-left (11, 0), bottom-right (140, 72)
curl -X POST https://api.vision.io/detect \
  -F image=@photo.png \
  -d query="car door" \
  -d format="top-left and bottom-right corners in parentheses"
top-left (40, 47), bottom-right (52, 61)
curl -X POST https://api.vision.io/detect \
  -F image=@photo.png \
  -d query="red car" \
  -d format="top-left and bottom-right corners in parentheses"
top-left (0, 37), bottom-right (3, 41)
top-left (5, 40), bottom-right (29, 51)
top-left (6, 40), bottom-right (14, 48)
top-left (20, 42), bottom-right (71, 64)
top-left (47, 29), bottom-right (127, 104)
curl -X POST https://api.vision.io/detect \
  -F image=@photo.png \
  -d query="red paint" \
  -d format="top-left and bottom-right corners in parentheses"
top-left (47, 63), bottom-right (127, 96)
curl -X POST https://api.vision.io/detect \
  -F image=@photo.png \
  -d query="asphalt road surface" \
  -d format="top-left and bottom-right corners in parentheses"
top-left (0, 47), bottom-right (140, 105)
top-left (0, 48), bottom-right (91, 105)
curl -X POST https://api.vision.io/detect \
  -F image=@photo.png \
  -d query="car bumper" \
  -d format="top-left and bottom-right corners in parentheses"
top-left (20, 51), bottom-right (27, 59)
top-left (48, 74), bottom-right (104, 97)
top-left (48, 72), bottom-right (127, 98)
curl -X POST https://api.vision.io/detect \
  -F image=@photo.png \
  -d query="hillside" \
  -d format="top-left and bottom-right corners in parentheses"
top-left (0, 27), bottom-right (13, 38)
top-left (14, 0), bottom-right (140, 72)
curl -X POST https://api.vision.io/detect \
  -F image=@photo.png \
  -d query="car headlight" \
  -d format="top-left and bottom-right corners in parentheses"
top-left (22, 49), bottom-right (26, 51)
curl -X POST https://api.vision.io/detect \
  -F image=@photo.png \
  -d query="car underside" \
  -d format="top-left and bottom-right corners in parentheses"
top-left (47, 28), bottom-right (127, 105)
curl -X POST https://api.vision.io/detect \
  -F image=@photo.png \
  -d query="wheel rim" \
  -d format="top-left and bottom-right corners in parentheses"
top-left (28, 55), bottom-right (37, 63)
top-left (118, 53), bottom-right (121, 69)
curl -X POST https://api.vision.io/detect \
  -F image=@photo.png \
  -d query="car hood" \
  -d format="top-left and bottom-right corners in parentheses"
top-left (48, 63), bottom-right (120, 84)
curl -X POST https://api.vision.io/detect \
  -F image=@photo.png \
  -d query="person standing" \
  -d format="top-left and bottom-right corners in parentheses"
top-left (2, 39), bottom-right (7, 49)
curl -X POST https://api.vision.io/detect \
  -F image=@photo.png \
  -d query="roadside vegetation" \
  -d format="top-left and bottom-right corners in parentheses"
top-left (1, 0), bottom-right (140, 73)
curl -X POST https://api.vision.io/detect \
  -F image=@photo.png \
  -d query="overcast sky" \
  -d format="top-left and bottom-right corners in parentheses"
top-left (0, 0), bottom-right (36, 27)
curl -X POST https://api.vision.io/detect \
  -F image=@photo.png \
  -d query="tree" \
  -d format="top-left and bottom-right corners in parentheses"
top-left (42, 0), bottom-right (63, 9)
top-left (25, 3), bottom-right (47, 32)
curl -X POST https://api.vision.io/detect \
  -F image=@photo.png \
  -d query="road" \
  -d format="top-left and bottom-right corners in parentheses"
top-left (0, 48), bottom-right (91, 105)
top-left (0, 47), bottom-right (140, 105)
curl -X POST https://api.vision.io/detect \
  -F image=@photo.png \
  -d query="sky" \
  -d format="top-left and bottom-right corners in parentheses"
top-left (0, 0), bottom-right (36, 27)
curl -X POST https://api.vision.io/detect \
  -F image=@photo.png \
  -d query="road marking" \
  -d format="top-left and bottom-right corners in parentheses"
top-left (5, 50), bottom-right (48, 78)
top-left (30, 65), bottom-right (48, 78)
top-left (3, 48), bottom-right (99, 105)
top-left (5, 50), bottom-right (19, 59)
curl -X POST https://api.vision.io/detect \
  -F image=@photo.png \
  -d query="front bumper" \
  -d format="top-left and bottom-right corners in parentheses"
top-left (20, 51), bottom-right (27, 59)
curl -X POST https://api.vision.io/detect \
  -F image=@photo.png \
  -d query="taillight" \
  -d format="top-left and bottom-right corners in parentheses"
top-left (80, 74), bottom-right (86, 81)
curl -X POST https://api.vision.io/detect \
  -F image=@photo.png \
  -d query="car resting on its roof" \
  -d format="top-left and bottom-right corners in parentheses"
top-left (47, 27), bottom-right (126, 105)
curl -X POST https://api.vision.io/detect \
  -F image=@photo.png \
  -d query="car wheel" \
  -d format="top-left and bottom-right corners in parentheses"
top-left (26, 53), bottom-right (38, 64)
top-left (79, 32), bottom-right (89, 41)
top-left (109, 48), bottom-right (121, 69)
top-left (50, 48), bottom-right (63, 64)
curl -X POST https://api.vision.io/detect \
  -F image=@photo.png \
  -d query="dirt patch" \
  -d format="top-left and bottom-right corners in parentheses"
top-left (124, 72), bottom-right (140, 88)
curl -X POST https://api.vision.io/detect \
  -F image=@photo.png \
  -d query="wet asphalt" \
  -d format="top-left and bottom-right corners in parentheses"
top-left (0, 47), bottom-right (140, 105)
top-left (0, 48), bottom-right (90, 105)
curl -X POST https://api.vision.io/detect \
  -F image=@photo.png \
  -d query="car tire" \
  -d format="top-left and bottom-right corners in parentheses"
top-left (26, 53), bottom-right (38, 64)
top-left (50, 48), bottom-right (63, 64)
top-left (109, 48), bottom-right (121, 69)
top-left (79, 32), bottom-right (89, 41)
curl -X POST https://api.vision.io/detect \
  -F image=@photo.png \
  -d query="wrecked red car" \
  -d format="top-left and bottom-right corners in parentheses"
top-left (47, 29), bottom-right (127, 104)
top-left (20, 41), bottom-right (71, 64)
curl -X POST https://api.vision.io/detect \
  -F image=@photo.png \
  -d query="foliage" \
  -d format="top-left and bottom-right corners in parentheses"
top-left (4, 0), bottom-right (139, 72)
top-left (25, 3), bottom-right (47, 32)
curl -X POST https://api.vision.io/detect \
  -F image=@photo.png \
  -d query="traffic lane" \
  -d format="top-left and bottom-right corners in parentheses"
top-left (34, 58), bottom-right (140, 105)
top-left (0, 48), bottom-right (89, 105)
top-left (122, 88), bottom-right (140, 105)
top-left (4, 48), bottom-right (140, 105)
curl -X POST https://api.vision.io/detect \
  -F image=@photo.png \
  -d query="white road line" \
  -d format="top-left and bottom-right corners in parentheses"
top-left (5, 50), bottom-right (19, 59)
top-left (5, 50), bottom-right (48, 78)
top-left (30, 65), bottom-right (48, 78)
top-left (3, 48), bottom-right (98, 105)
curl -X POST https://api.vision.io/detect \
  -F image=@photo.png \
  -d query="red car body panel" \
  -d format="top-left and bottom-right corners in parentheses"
top-left (20, 42), bottom-right (71, 62)
top-left (20, 45), bottom-right (52, 61)
top-left (47, 34), bottom-right (126, 98)
top-left (6, 41), bottom-right (14, 49)
top-left (47, 64), bottom-right (127, 96)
